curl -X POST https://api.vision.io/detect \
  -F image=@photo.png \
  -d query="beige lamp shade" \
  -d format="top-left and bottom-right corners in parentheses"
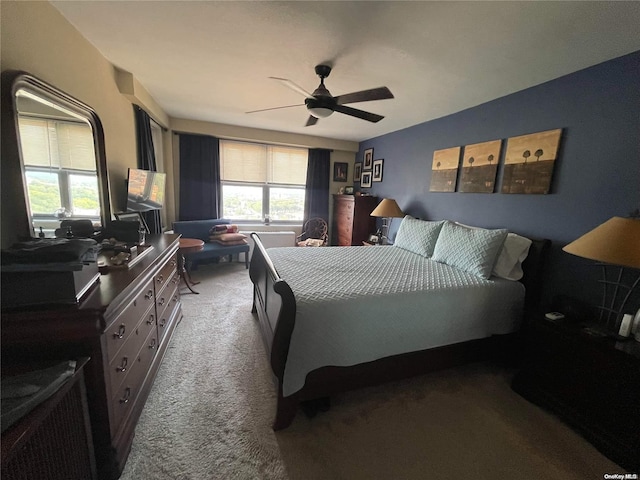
top-left (562, 217), bottom-right (640, 269)
top-left (370, 198), bottom-right (404, 218)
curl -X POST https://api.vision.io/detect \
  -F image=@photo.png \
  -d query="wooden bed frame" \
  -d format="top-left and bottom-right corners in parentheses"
top-left (249, 233), bottom-right (551, 430)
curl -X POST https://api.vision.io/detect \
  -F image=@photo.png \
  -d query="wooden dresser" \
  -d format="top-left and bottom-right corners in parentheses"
top-left (332, 194), bottom-right (378, 246)
top-left (1, 234), bottom-right (183, 480)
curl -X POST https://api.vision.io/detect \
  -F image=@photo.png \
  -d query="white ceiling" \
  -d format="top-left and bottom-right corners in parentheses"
top-left (51, 1), bottom-right (640, 143)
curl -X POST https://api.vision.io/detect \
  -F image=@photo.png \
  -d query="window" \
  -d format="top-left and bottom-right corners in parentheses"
top-left (18, 116), bottom-right (100, 220)
top-left (220, 140), bottom-right (307, 222)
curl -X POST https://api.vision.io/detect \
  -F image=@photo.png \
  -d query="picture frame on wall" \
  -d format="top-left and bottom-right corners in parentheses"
top-left (363, 148), bottom-right (374, 170)
top-left (372, 159), bottom-right (384, 182)
top-left (429, 146), bottom-right (461, 192)
top-left (458, 140), bottom-right (501, 193)
top-left (333, 162), bottom-right (348, 182)
top-left (501, 128), bottom-right (562, 194)
top-left (361, 171), bottom-right (372, 188)
top-left (354, 162), bottom-right (362, 182)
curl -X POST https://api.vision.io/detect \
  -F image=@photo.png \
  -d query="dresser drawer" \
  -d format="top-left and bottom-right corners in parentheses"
top-left (154, 254), bottom-right (178, 291)
top-left (110, 326), bottom-right (158, 433)
top-left (155, 271), bottom-right (179, 312)
top-left (108, 303), bottom-right (157, 399)
top-left (157, 282), bottom-right (180, 344)
top-left (105, 278), bottom-right (155, 361)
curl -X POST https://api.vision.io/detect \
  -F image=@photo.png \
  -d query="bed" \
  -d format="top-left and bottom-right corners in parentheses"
top-left (249, 218), bottom-right (550, 430)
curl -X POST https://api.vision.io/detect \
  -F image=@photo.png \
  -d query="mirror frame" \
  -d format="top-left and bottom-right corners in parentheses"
top-left (1, 70), bottom-right (111, 248)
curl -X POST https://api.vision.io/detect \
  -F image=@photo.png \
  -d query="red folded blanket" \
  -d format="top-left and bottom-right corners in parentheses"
top-left (209, 224), bottom-right (239, 235)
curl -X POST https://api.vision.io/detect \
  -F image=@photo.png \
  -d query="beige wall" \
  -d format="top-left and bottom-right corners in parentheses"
top-left (169, 118), bottom-right (358, 230)
top-left (1, 1), bottom-right (358, 244)
top-left (0, 1), bottom-right (157, 223)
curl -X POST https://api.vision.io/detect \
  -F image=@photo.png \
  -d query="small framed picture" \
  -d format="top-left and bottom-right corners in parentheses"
top-left (373, 159), bottom-right (383, 182)
top-left (345, 186), bottom-right (354, 194)
top-left (354, 162), bottom-right (362, 182)
top-left (361, 171), bottom-right (372, 188)
top-left (363, 148), bottom-right (374, 170)
top-left (368, 234), bottom-right (379, 244)
top-left (333, 162), bottom-right (348, 182)
top-left (114, 211), bottom-right (149, 233)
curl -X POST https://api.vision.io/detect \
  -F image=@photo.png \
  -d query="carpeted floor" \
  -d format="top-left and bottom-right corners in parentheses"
top-left (119, 261), bottom-right (621, 480)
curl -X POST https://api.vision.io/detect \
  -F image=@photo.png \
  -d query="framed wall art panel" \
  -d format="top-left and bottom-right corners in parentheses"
top-left (458, 139), bottom-right (501, 193)
top-left (501, 128), bottom-right (562, 194)
top-left (429, 146), bottom-right (460, 192)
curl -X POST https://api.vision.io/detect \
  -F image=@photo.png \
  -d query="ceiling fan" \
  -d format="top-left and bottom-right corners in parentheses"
top-left (247, 64), bottom-right (394, 126)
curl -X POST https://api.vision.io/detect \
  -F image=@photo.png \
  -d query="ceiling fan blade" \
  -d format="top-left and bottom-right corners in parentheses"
top-left (334, 87), bottom-right (394, 105)
top-left (269, 77), bottom-right (315, 99)
top-left (333, 105), bottom-right (384, 123)
top-left (305, 115), bottom-right (318, 127)
top-left (246, 103), bottom-right (304, 114)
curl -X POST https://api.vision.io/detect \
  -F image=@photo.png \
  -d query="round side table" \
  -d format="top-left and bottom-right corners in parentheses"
top-left (178, 238), bottom-right (204, 294)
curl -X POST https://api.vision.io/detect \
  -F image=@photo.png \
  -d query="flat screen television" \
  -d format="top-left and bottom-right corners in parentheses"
top-left (126, 168), bottom-right (166, 212)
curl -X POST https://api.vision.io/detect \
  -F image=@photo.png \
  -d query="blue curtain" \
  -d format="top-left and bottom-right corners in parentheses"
top-left (178, 133), bottom-right (221, 221)
top-left (134, 106), bottom-right (162, 234)
top-left (303, 148), bottom-right (330, 222)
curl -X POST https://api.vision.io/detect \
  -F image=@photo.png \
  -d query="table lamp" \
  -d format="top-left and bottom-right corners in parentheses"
top-left (562, 216), bottom-right (640, 331)
top-left (370, 198), bottom-right (404, 245)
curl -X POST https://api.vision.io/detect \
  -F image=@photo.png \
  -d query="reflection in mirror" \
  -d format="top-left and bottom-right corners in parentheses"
top-left (17, 90), bottom-right (100, 232)
top-left (1, 71), bottom-right (111, 247)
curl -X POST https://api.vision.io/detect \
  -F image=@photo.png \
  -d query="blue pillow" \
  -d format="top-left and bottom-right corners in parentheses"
top-left (393, 216), bottom-right (444, 257)
top-left (431, 221), bottom-right (508, 279)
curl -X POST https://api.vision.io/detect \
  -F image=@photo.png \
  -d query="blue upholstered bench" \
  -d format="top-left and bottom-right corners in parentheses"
top-left (172, 219), bottom-right (250, 269)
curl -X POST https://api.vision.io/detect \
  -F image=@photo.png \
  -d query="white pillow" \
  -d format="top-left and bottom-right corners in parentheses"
top-left (452, 222), bottom-right (532, 281)
top-left (492, 233), bottom-right (532, 281)
top-left (432, 221), bottom-right (508, 279)
top-left (393, 216), bottom-right (444, 257)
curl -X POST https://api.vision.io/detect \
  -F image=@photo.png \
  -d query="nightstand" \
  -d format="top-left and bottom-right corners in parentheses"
top-left (512, 311), bottom-right (640, 470)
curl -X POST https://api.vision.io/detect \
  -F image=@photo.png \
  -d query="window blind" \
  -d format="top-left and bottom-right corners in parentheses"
top-left (18, 117), bottom-right (96, 171)
top-left (220, 140), bottom-right (307, 185)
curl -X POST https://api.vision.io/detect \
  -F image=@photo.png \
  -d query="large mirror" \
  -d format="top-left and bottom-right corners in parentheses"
top-left (1, 71), bottom-right (111, 248)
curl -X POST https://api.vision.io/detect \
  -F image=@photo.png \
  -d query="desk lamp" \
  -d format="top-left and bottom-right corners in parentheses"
top-left (562, 216), bottom-right (640, 332)
top-left (370, 198), bottom-right (404, 245)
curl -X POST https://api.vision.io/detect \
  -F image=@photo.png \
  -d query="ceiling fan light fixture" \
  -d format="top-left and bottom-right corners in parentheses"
top-left (308, 106), bottom-right (333, 118)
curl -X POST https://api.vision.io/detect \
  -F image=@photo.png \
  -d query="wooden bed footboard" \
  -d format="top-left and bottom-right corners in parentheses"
top-left (248, 233), bottom-right (300, 428)
top-left (249, 232), bottom-right (551, 430)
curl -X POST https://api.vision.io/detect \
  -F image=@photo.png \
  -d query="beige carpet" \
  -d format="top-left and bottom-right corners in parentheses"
top-left (120, 261), bottom-right (621, 480)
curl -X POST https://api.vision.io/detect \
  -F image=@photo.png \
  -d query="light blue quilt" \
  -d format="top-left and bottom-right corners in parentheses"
top-left (267, 245), bottom-right (524, 396)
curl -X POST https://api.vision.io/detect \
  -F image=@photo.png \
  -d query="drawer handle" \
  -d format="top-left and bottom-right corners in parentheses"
top-left (158, 297), bottom-right (166, 306)
top-left (116, 357), bottom-right (128, 372)
top-left (119, 387), bottom-right (131, 404)
top-left (171, 259), bottom-right (177, 267)
top-left (171, 275), bottom-right (179, 285)
top-left (157, 274), bottom-right (164, 284)
top-left (159, 318), bottom-right (166, 327)
top-left (144, 289), bottom-right (153, 300)
top-left (146, 314), bottom-right (155, 325)
top-left (148, 338), bottom-right (157, 350)
top-left (113, 324), bottom-right (126, 339)
top-left (172, 295), bottom-right (178, 302)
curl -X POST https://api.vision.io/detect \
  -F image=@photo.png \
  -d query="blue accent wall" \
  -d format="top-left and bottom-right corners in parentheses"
top-left (359, 51), bottom-right (640, 311)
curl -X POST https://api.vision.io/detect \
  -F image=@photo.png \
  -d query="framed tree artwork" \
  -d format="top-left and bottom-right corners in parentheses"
top-left (458, 140), bottom-right (501, 193)
top-left (429, 146), bottom-right (461, 192)
top-left (501, 128), bottom-right (562, 194)
top-left (372, 159), bottom-right (383, 182)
